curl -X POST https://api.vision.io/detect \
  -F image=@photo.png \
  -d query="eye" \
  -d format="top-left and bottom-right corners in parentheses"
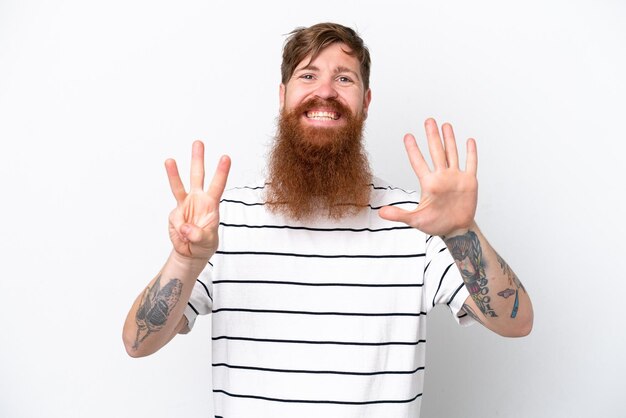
top-left (337, 75), bottom-right (353, 84)
top-left (299, 74), bottom-right (315, 80)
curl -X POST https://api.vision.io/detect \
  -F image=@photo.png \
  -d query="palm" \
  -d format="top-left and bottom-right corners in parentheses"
top-left (168, 191), bottom-right (221, 258)
top-left (166, 141), bottom-right (230, 260)
top-left (379, 119), bottom-right (478, 237)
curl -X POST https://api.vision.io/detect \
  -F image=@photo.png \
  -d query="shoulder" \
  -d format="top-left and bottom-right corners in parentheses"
top-left (368, 177), bottom-right (419, 210)
top-left (218, 179), bottom-right (273, 224)
top-left (221, 179), bottom-right (268, 203)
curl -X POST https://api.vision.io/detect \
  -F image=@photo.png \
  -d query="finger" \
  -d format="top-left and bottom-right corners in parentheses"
top-left (424, 118), bottom-right (446, 170)
top-left (190, 140), bottom-right (205, 191)
top-left (165, 159), bottom-right (187, 204)
top-left (466, 138), bottom-right (478, 175)
top-left (442, 122), bottom-right (459, 169)
top-left (206, 155), bottom-right (231, 201)
top-left (180, 223), bottom-right (205, 244)
top-left (403, 134), bottom-right (431, 179)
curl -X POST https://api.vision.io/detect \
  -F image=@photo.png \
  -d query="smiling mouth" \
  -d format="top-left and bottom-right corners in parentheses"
top-left (305, 110), bottom-right (340, 121)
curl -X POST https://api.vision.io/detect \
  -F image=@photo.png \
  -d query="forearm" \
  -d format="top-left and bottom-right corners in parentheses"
top-left (444, 222), bottom-right (533, 337)
top-left (122, 251), bottom-right (207, 357)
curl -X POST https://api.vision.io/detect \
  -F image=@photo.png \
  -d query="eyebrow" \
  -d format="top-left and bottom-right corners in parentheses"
top-left (294, 64), bottom-right (361, 81)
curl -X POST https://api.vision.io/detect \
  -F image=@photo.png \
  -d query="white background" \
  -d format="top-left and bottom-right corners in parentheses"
top-left (1, 0), bottom-right (624, 417)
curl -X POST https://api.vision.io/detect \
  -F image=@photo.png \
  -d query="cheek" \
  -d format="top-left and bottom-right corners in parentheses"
top-left (343, 93), bottom-right (366, 113)
top-left (284, 91), bottom-right (307, 110)
top-left (349, 100), bottom-right (364, 115)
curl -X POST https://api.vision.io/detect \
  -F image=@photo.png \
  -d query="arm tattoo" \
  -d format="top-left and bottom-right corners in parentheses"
top-left (462, 303), bottom-right (484, 325)
top-left (511, 289), bottom-right (519, 318)
top-left (133, 276), bottom-right (183, 350)
top-left (496, 253), bottom-right (524, 318)
top-left (445, 231), bottom-right (497, 318)
top-left (496, 253), bottom-right (526, 293)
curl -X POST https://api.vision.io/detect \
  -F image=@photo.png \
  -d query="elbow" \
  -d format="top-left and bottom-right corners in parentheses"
top-left (512, 318), bottom-right (533, 337)
top-left (500, 314), bottom-right (533, 338)
top-left (123, 338), bottom-right (140, 358)
top-left (123, 340), bottom-right (152, 358)
top-left (124, 344), bottom-right (144, 358)
top-left (515, 303), bottom-right (535, 337)
top-left (122, 329), bottom-right (149, 358)
top-left (502, 298), bottom-right (534, 338)
top-left (517, 318), bottom-right (533, 337)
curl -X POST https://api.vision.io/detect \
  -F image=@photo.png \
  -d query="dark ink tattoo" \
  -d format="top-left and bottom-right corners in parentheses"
top-left (133, 276), bottom-right (183, 350)
top-left (496, 254), bottom-right (524, 317)
top-left (462, 303), bottom-right (484, 325)
top-left (496, 253), bottom-right (526, 293)
top-left (498, 288), bottom-right (516, 299)
top-left (445, 231), bottom-right (497, 317)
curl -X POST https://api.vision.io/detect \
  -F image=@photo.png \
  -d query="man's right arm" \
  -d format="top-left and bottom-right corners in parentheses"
top-left (122, 141), bottom-right (230, 357)
top-left (122, 251), bottom-right (206, 357)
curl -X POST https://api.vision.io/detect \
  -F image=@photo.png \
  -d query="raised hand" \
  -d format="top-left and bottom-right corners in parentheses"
top-left (165, 141), bottom-right (231, 260)
top-left (378, 118), bottom-right (478, 237)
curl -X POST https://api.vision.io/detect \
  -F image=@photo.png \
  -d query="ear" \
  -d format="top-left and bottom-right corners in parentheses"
top-left (362, 88), bottom-right (372, 120)
top-left (279, 83), bottom-right (286, 111)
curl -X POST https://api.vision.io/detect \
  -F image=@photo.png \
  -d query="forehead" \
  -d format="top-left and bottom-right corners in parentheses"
top-left (295, 42), bottom-right (361, 73)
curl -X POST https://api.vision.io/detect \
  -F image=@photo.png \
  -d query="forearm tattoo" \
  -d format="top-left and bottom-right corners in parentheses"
top-left (445, 231), bottom-right (497, 318)
top-left (496, 253), bottom-right (525, 292)
top-left (133, 276), bottom-right (183, 350)
top-left (462, 303), bottom-right (484, 325)
top-left (496, 253), bottom-right (525, 318)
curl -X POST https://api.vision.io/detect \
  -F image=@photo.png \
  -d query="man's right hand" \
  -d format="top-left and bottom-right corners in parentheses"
top-left (165, 140), bottom-right (231, 262)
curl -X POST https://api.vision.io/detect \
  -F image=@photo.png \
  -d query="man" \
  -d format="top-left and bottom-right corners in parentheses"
top-left (123, 22), bottom-right (532, 417)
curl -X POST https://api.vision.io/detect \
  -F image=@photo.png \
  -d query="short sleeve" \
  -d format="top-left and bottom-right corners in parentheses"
top-left (422, 235), bottom-right (475, 327)
top-left (183, 262), bottom-right (214, 331)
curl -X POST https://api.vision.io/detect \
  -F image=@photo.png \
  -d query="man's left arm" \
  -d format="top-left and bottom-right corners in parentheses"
top-left (444, 222), bottom-right (532, 337)
top-left (379, 118), bottom-right (533, 337)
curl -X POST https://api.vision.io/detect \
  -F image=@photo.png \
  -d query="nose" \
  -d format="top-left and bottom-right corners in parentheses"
top-left (314, 77), bottom-right (338, 100)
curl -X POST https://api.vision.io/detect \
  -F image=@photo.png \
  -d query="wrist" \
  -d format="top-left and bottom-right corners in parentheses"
top-left (169, 250), bottom-right (210, 274)
top-left (441, 220), bottom-right (478, 240)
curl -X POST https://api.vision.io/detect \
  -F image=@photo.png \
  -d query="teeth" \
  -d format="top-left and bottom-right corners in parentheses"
top-left (306, 111), bottom-right (339, 120)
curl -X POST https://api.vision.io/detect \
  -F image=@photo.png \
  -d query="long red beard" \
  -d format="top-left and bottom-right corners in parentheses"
top-left (266, 97), bottom-right (372, 220)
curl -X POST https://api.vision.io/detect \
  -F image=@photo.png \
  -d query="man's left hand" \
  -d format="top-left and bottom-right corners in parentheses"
top-left (379, 118), bottom-right (478, 237)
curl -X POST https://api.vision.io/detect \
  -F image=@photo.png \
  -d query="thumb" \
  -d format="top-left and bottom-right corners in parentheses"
top-left (378, 206), bottom-right (414, 225)
top-left (180, 223), bottom-right (206, 244)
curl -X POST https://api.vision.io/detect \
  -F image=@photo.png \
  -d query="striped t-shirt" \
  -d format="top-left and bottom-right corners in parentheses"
top-left (184, 178), bottom-right (472, 418)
